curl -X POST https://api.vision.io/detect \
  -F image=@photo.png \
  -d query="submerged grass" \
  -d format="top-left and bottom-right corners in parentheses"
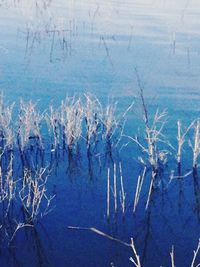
top-left (0, 92), bottom-right (197, 174)
top-left (0, 93), bottom-right (200, 216)
top-left (0, 150), bottom-right (54, 245)
top-left (0, 92), bottom-right (200, 246)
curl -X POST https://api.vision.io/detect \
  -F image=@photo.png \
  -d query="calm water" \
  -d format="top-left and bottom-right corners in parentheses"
top-left (0, 0), bottom-right (200, 266)
top-left (1, 0), bottom-right (200, 107)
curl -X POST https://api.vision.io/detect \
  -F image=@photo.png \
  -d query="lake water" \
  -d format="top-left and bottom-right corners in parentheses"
top-left (0, 0), bottom-right (200, 266)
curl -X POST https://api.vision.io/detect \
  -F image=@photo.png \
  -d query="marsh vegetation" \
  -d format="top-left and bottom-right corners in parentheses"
top-left (1, 0), bottom-right (200, 266)
top-left (0, 92), bottom-right (199, 266)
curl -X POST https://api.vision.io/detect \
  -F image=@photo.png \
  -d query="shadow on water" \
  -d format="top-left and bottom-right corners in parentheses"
top-left (5, 224), bottom-right (50, 267)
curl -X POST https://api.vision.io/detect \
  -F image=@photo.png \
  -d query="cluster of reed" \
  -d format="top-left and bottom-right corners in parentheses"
top-left (1, 93), bottom-right (200, 213)
top-left (19, 167), bottom-right (55, 222)
top-left (106, 162), bottom-right (126, 220)
top-left (1, 93), bottom-right (200, 216)
top-left (0, 94), bottom-right (127, 168)
top-left (46, 94), bottom-right (124, 155)
top-left (1, 93), bottom-right (199, 173)
top-left (120, 70), bottom-right (200, 213)
top-left (0, 152), bottom-right (54, 245)
top-left (128, 108), bottom-right (200, 211)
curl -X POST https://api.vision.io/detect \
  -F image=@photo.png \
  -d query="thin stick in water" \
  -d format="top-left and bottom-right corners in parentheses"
top-left (67, 226), bottom-right (130, 247)
top-left (119, 162), bottom-right (125, 216)
top-left (113, 162), bottom-right (117, 213)
top-left (107, 167), bottom-right (110, 220)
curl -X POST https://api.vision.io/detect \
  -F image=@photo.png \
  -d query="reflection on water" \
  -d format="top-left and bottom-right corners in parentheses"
top-left (0, 1), bottom-right (200, 267)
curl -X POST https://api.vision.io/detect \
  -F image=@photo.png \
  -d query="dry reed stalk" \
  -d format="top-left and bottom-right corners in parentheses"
top-left (46, 105), bottom-right (61, 150)
top-left (130, 238), bottom-right (142, 267)
top-left (114, 100), bottom-right (135, 148)
top-left (19, 167), bottom-right (55, 222)
top-left (113, 162), bottom-right (117, 213)
top-left (133, 68), bottom-right (168, 174)
top-left (177, 120), bottom-right (194, 168)
top-left (107, 167), bottom-right (110, 220)
top-left (191, 239), bottom-right (200, 267)
top-left (145, 171), bottom-right (156, 210)
top-left (0, 166), bottom-right (7, 203)
top-left (119, 162), bottom-right (125, 216)
top-left (170, 246), bottom-right (175, 267)
top-left (102, 100), bottom-right (117, 141)
top-left (0, 155), bottom-right (16, 218)
top-left (134, 174), bottom-right (141, 212)
top-left (133, 167), bottom-right (146, 212)
top-left (192, 120), bottom-right (200, 169)
top-left (146, 109), bottom-right (167, 173)
top-left (0, 166), bottom-right (3, 201)
top-left (60, 96), bottom-right (83, 149)
top-left (0, 95), bottom-right (14, 150)
top-left (177, 120), bottom-right (182, 165)
top-left (84, 94), bottom-right (102, 147)
top-left (124, 108), bottom-right (167, 177)
top-left (4, 155), bottom-right (15, 216)
top-left (18, 100), bottom-right (43, 151)
top-left (67, 226), bottom-right (130, 247)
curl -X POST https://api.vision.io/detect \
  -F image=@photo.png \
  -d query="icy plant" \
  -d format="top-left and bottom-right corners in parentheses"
top-left (177, 120), bottom-right (194, 170)
top-left (60, 96), bottom-right (83, 150)
top-left (125, 108), bottom-right (168, 175)
top-left (102, 100), bottom-right (118, 142)
top-left (46, 105), bottom-right (61, 150)
top-left (0, 155), bottom-right (15, 217)
top-left (189, 120), bottom-right (200, 170)
top-left (130, 238), bottom-right (141, 267)
top-left (84, 94), bottom-right (102, 148)
top-left (17, 100), bottom-right (43, 151)
top-left (19, 167), bottom-right (55, 222)
top-left (0, 94), bottom-right (14, 150)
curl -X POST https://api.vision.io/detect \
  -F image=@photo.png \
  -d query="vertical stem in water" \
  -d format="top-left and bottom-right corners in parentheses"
top-left (145, 171), bottom-right (156, 210)
top-left (107, 168), bottom-right (110, 220)
top-left (134, 167), bottom-right (146, 212)
top-left (113, 162), bottom-right (117, 213)
top-left (119, 162), bottom-right (125, 216)
top-left (177, 120), bottom-right (182, 169)
top-left (170, 246), bottom-right (175, 267)
top-left (193, 120), bottom-right (200, 169)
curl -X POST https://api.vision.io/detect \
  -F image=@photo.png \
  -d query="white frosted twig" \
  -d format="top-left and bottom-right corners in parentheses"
top-left (113, 162), bottom-right (117, 213)
top-left (107, 167), bottom-right (110, 219)
top-left (191, 239), bottom-right (200, 267)
top-left (170, 246), bottom-right (175, 267)
top-left (145, 171), bottom-right (156, 210)
top-left (133, 167), bottom-right (146, 212)
top-left (130, 238), bottom-right (142, 267)
top-left (119, 162), bottom-right (126, 215)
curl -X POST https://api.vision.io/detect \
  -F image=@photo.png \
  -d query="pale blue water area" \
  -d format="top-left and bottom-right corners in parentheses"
top-left (0, 1), bottom-right (200, 266)
top-left (1, 0), bottom-right (200, 107)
